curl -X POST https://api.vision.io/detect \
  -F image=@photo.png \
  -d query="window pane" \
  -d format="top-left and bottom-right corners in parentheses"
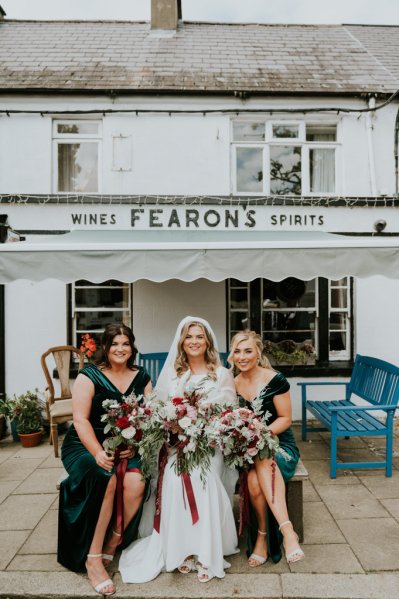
top-left (270, 146), bottom-right (301, 195)
top-left (58, 143), bottom-right (98, 192)
top-left (57, 122), bottom-right (99, 135)
top-left (236, 147), bottom-right (263, 192)
top-left (230, 288), bottom-right (248, 309)
top-left (310, 148), bottom-right (335, 193)
top-left (233, 122), bottom-right (265, 142)
top-left (75, 287), bottom-right (129, 309)
top-left (76, 310), bottom-right (130, 332)
top-left (230, 311), bottom-right (249, 331)
top-left (331, 288), bottom-right (347, 309)
top-left (306, 124), bottom-right (336, 141)
top-left (263, 311), bottom-right (315, 344)
top-left (272, 124), bottom-right (299, 138)
top-left (263, 278), bottom-right (315, 309)
top-left (330, 330), bottom-right (347, 352)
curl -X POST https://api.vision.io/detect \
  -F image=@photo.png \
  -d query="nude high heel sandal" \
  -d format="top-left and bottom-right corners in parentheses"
top-left (102, 529), bottom-right (121, 564)
top-left (278, 520), bottom-right (305, 564)
top-left (86, 554), bottom-right (116, 596)
top-left (248, 529), bottom-right (268, 567)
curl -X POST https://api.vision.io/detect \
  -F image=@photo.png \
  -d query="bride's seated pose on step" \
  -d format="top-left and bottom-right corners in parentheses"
top-left (119, 316), bottom-right (239, 583)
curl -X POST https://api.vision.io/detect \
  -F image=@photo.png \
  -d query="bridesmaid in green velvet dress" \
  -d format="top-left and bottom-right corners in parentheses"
top-left (229, 330), bottom-right (304, 567)
top-left (58, 323), bottom-right (152, 596)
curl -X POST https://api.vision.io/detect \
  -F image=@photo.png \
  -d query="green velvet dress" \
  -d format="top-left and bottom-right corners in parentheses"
top-left (238, 371), bottom-right (300, 564)
top-left (57, 364), bottom-right (151, 572)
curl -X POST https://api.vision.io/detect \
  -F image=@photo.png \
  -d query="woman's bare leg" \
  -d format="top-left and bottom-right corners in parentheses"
top-left (254, 457), bottom-right (303, 558)
top-left (86, 475), bottom-right (116, 594)
top-left (247, 469), bottom-right (268, 565)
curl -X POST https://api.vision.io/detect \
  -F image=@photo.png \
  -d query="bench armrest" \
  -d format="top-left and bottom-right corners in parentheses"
top-left (329, 404), bottom-right (397, 412)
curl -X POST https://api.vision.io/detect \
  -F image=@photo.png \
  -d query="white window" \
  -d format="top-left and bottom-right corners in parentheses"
top-left (71, 280), bottom-right (131, 349)
top-left (53, 120), bottom-right (101, 192)
top-left (232, 120), bottom-right (338, 195)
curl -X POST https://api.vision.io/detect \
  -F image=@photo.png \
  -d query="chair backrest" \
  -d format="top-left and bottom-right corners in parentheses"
top-left (137, 352), bottom-right (168, 384)
top-left (41, 345), bottom-right (85, 403)
top-left (349, 354), bottom-right (399, 408)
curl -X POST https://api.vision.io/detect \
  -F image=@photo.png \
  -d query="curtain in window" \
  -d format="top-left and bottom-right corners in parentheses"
top-left (310, 149), bottom-right (335, 193)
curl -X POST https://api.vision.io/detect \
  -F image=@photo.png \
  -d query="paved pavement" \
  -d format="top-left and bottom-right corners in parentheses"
top-left (1, 423), bottom-right (399, 599)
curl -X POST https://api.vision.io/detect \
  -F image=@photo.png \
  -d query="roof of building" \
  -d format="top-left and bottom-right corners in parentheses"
top-left (0, 20), bottom-right (397, 95)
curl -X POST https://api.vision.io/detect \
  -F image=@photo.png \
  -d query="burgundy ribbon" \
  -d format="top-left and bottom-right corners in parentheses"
top-left (153, 445), bottom-right (199, 532)
top-left (115, 457), bottom-right (141, 544)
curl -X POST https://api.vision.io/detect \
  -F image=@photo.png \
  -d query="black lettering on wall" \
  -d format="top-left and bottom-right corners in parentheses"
top-left (204, 209), bottom-right (221, 227)
top-left (186, 209), bottom-right (199, 228)
top-left (168, 209), bottom-right (181, 227)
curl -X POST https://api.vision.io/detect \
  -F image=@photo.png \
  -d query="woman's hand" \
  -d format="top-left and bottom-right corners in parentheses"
top-left (119, 446), bottom-right (135, 460)
top-left (95, 449), bottom-right (115, 472)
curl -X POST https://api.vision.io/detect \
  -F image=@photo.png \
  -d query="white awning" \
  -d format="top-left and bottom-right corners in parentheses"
top-left (0, 230), bottom-right (398, 283)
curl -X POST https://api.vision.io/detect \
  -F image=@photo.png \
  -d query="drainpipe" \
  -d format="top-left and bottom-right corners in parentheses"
top-left (394, 107), bottom-right (399, 195)
top-left (0, 285), bottom-right (4, 403)
top-left (366, 96), bottom-right (377, 196)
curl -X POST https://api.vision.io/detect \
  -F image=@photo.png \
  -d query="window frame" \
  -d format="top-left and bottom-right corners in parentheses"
top-left (231, 118), bottom-right (340, 196)
top-left (52, 119), bottom-right (102, 194)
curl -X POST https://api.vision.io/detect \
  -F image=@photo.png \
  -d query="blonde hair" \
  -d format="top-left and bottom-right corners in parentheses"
top-left (228, 330), bottom-right (272, 375)
top-left (175, 321), bottom-right (220, 379)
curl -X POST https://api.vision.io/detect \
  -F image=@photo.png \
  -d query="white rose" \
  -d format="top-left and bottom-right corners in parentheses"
top-left (178, 416), bottom-right (192, 429)
top-left (165, 403), bottom-right (178, 419)
top-left (121, 426), bottom-right (136, 439)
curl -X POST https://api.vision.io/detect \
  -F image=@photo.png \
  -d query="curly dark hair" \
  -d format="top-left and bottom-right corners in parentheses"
top-left (96, 322), bottom-right (138, 370)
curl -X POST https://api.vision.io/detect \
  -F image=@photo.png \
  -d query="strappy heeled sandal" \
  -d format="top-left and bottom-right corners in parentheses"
top-left (177, 556), bottom-right (196, 574)
top-left (102, 529), bottom-right (121, 565)
top-left (196, 563), bottom-right (215, 583)
top-left (278, 520), bottom-right (305, 564)
top-left (86, 553), bottom-right (116, 597)
top-left (248, 529), bottom-right (268, 567)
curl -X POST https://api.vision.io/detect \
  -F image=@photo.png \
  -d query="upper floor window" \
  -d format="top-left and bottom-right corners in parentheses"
top-left (53, 120), bottom-right (101, 192)
top-left (232, 120), bottom-right (338, 195)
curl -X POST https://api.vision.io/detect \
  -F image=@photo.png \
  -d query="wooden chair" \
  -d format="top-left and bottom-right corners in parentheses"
top-left (40, 345), bottom-right (85, 457)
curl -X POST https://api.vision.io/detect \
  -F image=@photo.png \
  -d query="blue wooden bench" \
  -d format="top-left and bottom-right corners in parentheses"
top-left (138, 351), bottom-right (230, 384)
top-left (298, 354), bottom-right (399, 478)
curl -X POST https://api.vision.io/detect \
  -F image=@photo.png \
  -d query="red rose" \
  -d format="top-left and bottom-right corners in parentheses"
top-left (115, 416), bottom-right (130, 429)
top-left (172, 397), bottom-right (184, 405)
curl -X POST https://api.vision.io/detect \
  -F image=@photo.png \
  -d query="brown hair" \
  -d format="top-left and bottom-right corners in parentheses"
top-left (228, 330), bottom-right (272, 375)
top-left (175, 320), bottom-right (220, 379)
top-left (96, 322), bottom-right (138, 370)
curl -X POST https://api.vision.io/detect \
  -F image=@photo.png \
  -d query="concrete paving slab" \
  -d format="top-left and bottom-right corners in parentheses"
top-left (114, 572), bottom-right (282, 598)
top-left (0, 571), bottom-right (94, 598)
top-left (316, 484), bottom-right (390, 519)
top-left (0, 530), bottom-right (30, 570)
top-left (284, 544), bottom-right (363, 574)
top-left (357, 471), bottom-right (399, 499)
top-left (0, 480), bottom-right (20, 503)
top-left (380, 498), bottom-right (399, 519)
top-left (303, 480), bottom-right (320, 502)
top-left (38, 453), bottom-right (64, 468)
top-left (7, 553), bottom-right (67, 572)
top-left (304, 460), bottom-right (360, 486)
top-left (228, 550), bottom-right (289, 574)
top-left (50, 496), bottom-right (59, 509)
top-left (295, 440), bottom-right (330, 461)
top-left (0, 493), bottom-right (56, 531)
top-left (0, 457), bottom-right (43, 481)
top-left (19, 508), bottom-right (58, 554)
top-left (337, 517), bottom-right (399, 571)
top-left (13, 443), bottom-right (53, 460)
top-left (303, 502), bottom-right (346, 544)
top-left (282, 572), bottom-right (399, 599)
top-left (12, 467), bottom-right (65, 495)
top-left (0, 446), bottom-right (20, 465)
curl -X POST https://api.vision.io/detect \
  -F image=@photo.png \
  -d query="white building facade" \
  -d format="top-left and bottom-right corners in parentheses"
top-left (0, 4), bottom-right (399, 418)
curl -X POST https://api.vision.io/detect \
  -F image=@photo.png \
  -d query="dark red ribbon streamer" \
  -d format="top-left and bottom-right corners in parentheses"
top-left (153, 445), bottom-right (199, 532)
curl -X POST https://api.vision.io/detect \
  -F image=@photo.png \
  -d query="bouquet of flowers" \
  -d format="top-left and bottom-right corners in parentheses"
top-left (139, 384), bottom-right (223, 482)
top-left (207, 406), bottom-right (290, 469)
top-left (101, 392), bottom-right (151, 458)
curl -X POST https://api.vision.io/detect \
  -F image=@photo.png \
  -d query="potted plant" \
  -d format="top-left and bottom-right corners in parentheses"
top-left (0, 395), bottom-right (13, 440)
top-left (11, 390), bottom-right (45, 447)
top-left (263, 339), bottom-right (316, 367)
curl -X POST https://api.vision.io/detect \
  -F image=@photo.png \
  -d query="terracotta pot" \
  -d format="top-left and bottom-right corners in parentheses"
top-left (18, 431), bottom-right (42, 448)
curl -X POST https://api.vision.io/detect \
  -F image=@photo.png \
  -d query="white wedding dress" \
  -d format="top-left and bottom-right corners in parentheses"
top-left (119, 367), bottom-right (239, 583)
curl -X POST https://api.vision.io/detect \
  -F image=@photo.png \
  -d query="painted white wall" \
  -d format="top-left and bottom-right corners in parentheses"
top-left (132, 279), bottom-right (227, 353)
top-left (5, 280), bottom-right (67, 396)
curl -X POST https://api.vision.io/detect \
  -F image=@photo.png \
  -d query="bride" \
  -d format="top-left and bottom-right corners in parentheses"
top-left (119, 316), bottom-right (239, 583)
